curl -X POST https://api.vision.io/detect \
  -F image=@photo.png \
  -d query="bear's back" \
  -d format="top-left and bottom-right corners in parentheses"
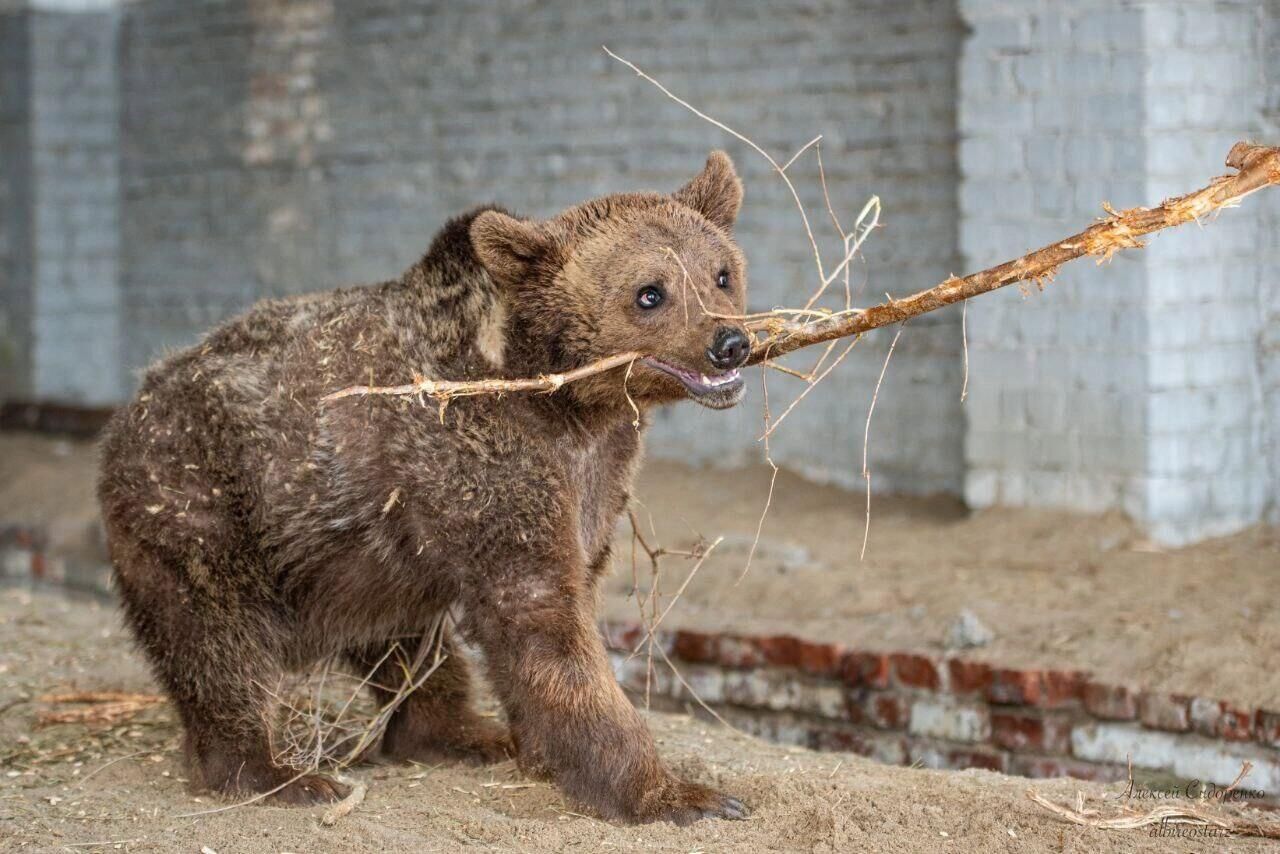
top-left (97, 211), bottom-right (509, 565)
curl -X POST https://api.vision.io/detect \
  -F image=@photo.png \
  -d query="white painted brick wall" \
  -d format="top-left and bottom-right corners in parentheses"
top-left (908, 697), bottom-right (990, 743)
top-left (1, 0), bottom-right (1275, 535)
top-left (104, 0), bottom-right (969, 496)
top-left (1072, 722), bottom-right (1280, 794)
top-left (27, 5), bottom-right (123, 404)
top-left (959, 0), bottom-right (1277, 542)
top-left (1262, 0), bottom-right (1280, 524)
top-left (960, 0), bottom-right (1150, 521)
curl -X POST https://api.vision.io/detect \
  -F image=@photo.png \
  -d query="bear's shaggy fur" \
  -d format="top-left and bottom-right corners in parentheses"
top-left (97, 152), bottom-right (752, 823)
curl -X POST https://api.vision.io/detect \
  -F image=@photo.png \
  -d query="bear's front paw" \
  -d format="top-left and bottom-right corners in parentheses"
top-left (264, 772), bottom-right (352, 806)
top-left (644, 779), bottom-right (749, 826)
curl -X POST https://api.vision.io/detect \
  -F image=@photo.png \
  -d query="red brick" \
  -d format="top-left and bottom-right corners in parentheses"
top-left (988, 668), bottom-right (1041, 705)
top-left (1219, 708), bottom-right (1255, 741)
top-left (988, 668), bottom-right (1085, 708)
top-left (1083, 681), bottom-right (1138, 720)
top-left (810, 727), bottom-right (908, 764)
top-left (672, 629), bottom-right (719, 664)
top-left (794, 638), bottom-right (843, 677)
top-left (753, 635), bottom-right (796, 668)
top-left (841, 651), bottom-right (890, 690)
top-left (911, 740), bottom-right (1008, 773)
top-left (600, 621), bottom-right (644, 652)
top-left (1042, 670), bottom-right (1087, 707)
top-left (948, 747), bottom-right (1008, 773)
top-left (30, 550), bottom-right (45, 580)
top-left (715, 635), bottom-right (767, 668)
top-left (947, 658), bottom-right (992, 694)
top-left (1138, 692), bottom-right (1191, 732)
top-left (1009, 755), bottom-right (1127, 784)
top-left (891, 653), bottom-right (942, 691)
top-left (1257, 710), bottom-right (1280, 748)
top-left (1190, 697), bottom-right (1255, 742)
top-left (11, 527), bottom-right (38, 548)
top-left (991, 711), bottom-right (1072, 754)
top-left (753, 634), bottom-right (841, 676)
top-left (849, 691), bottom-right (910, 730)
top-left (810, 728), bottom-right (865, 755)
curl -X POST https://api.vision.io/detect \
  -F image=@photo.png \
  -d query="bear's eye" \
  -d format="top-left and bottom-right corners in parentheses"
top-left (717, 268), bottom-right (730, 289)
top-left (636, 284), bottom-right (664, 310)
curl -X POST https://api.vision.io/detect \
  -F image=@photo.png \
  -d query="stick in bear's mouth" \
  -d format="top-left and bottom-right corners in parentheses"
top-left (640, 356), bottom-right (743, 397)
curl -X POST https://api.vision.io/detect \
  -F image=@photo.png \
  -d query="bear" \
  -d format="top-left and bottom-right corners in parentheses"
top-left (97, 151), bottom-right (752, 824)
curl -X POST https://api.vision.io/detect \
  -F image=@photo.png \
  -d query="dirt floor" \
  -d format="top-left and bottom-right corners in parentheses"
top-left (5, 588), bottom-right (1278, 853)
top-left (2, 432), bottom-right (1278, 710)
top-left (611, 461), bottom-right (1280, 710)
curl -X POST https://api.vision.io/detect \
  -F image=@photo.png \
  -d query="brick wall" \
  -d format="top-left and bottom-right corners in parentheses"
top-left (0, 2), bottom-right (123, 405)
top-left (28, 4), bottom-right (123, 404)
top-left (1262, 0), bottom-right (1280, 524)
top-left (959, 2), bottom-right (1150, 518)
top-left (1140, 2), bottom-right (1273, 542)
top-left (600, 622), bottom-right (1280, 800)
top-left (1, 0), bottom-right (1277, 536)
top-left (0, 10), bottom-right (34, 400)
top-left (112, 0), bottom-right (967, 495)
top-left (958, 0), bottom-right (1278, 543)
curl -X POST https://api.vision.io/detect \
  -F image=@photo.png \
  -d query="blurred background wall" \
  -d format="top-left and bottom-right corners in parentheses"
top-left (0, 0), bottom-right (1276, 545)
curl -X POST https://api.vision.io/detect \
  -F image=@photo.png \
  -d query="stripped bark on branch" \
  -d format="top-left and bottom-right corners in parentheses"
top-left (324, 142), bottom-right (1280, 404)
top-left (744, 142), bottom-right (1280, 365)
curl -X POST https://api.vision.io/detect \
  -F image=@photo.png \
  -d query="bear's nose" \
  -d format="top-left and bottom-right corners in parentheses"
top-left (707, 326), bottom-right (751, 370)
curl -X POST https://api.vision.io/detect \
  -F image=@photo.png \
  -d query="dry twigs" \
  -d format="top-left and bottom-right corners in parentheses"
top-left (36, 692), bottom-right (167, 727)
top-left (270, 614), bottom-right (448, 773)
top-left (1027, 760), bottom-right (1280, 841)
top-left (745, 141), bottom-right (1280, 364)
top-left (323, 134), bottom-right (1280, 404)
top-left (1026, 790), bottom-right (1280, 840)
top-left (324, 352), bottom-right (642, 404)
top-left (625, 506), bottom-right (721, 706)
top-left (179, 616), bottom-right (448, 819)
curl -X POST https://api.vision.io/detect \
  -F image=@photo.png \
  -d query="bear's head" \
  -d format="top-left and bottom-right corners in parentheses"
top-left (470, 151), bottom-right (751, 412)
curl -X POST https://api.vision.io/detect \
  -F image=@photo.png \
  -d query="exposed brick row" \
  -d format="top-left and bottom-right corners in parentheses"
top-left (602, 619), bottom-right (1280, 795)
top-left (4, 541), bottom-right (1276, 798)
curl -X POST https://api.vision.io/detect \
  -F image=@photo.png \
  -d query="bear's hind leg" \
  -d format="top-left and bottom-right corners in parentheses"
top-left (347, 628), bottom-right (512, 765)
top-left (111, 539), bottom-right (349, 806)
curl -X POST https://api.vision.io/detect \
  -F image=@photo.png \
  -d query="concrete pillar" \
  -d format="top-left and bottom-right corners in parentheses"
top-left (959, 0), bottom-right (1276, 543)
top-left (0, 0), bottom-right (123, 406)
top-left (0, 8), bottom-right (36, 401)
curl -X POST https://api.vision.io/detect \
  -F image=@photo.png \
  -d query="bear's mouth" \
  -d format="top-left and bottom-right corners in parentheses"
top-left (640, 357), bottom-right (745, 409)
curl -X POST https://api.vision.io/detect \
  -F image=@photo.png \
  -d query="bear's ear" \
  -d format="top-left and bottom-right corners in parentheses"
top-left (673, 150), bottom-right (743, 231)
top-left (471, 210), bottom-right (553, 284)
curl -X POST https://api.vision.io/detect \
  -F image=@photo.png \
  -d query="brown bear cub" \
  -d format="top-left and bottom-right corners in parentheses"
top-left (98, 152), bottom-right (752, 823)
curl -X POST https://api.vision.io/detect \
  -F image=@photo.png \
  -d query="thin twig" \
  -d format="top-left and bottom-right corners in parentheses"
top-left (960, 300), bottom-right (969, 403)
top-left (861, 324), bottom-right (905, 561)
top-left (323, 141), bottom-right (1280, 404)
top-left (73, 749), bottom-right (154, 789)
top-left (1027, 789), bottom-right (1280, 839)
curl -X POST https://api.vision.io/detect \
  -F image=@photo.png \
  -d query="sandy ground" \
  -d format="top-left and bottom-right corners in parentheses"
top-left (2, 432), bottom-right (1279, 709)
top-left (611, 461), bottom-right (1280, 709)
top-left (0, 435), bottom-right (102, 562)
top-left (5, 588), bottom-right (1277, 853)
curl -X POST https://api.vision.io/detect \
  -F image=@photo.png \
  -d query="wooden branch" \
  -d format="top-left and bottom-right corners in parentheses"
top-left (324, 351), bottom-right (641, 403)
top-left (324, 142), bottom-right (1280, 404)
top-left (744, 142), bottom-right (1280, 364)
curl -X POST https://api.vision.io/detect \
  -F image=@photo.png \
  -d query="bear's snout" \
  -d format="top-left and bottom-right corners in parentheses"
top-left (707, 326), bottom-right (751, 371)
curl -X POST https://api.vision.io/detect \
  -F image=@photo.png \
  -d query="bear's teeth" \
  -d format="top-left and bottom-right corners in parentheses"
top-left (699, 370), bottom-right (740, 387)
